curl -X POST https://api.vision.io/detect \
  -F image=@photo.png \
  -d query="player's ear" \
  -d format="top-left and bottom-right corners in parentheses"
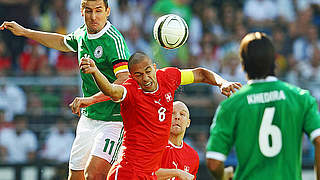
top-left (81, 8), bottom-right (84, 16)
top-left (106, 7), bottom-right (111, 17)
top-left (153, 63), bottom-right (157, 70)
top-left (186, 119), bottom-right (191, 128)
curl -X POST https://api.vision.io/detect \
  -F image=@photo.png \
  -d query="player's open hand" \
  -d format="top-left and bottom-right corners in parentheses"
top-left (178, 169), bottom-right (194, 180)
top-left (80, 54), bottom-right (98, 74)
top-left (69, 97), bottom-right (94, 116)
top-left (220, 81), bottom-right (242, 97)
top-left (0, 21), bottom-right (26, 36)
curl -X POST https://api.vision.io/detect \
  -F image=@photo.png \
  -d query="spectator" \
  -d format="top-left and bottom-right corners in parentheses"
top-left (0, 81), bottom-right (26, 122)
top-left (126, 23), bottom-right (152, 58)
top-left (19, 39), bottom-right (50, 76)
top-left (243, 0), bottom-right (278, 30)
top-left (55, 52), bottom-right (78, 76)
top-left (0, 37), bottom-right (11, 75)
top-left (41, 118), bottom-right (74, 163)
top-left (0, 115), bottom-right (37, 163)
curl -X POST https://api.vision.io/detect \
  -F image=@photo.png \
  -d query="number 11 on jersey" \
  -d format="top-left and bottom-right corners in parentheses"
top-left (259, 107), bottom-right (282, 157)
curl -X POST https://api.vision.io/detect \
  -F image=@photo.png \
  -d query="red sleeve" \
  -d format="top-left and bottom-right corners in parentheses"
top-left (162, 67), bottom-right (181, 90)
top-left (120, 78), bottom-right (136, 105)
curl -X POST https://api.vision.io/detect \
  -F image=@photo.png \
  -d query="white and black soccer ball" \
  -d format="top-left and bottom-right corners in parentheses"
top-left (153, 14), bottom-right (189, 49)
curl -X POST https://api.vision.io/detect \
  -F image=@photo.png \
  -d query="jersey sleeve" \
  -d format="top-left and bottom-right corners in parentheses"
top-left (64, 32), bottom-right (78, 52)
top-left (206, 104), bottom-right (236, 161)
top-left (106, 31), bottom-right (130, 75)
top-left (303, 93), bottom-right (320, 142)
top-left (163, 67), bottom-right (181, 90)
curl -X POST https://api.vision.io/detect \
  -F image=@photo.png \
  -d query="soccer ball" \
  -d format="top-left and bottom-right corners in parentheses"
top-left (153, 14), bottom-right (189, 49)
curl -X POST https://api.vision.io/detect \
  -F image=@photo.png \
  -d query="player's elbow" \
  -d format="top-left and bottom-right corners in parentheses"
top-left (193, 67), bottom-right (209, 83)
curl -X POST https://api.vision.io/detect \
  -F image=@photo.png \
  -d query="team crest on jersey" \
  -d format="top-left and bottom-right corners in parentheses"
top-left (165, 92), bottom-right (173, 102)
top-left (94, 46), bottom-right (103, 58)
top-left (184, 165), bottom-right (190, 172)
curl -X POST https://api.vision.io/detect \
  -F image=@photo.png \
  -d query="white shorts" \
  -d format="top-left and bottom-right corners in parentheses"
top-left (69, 115), bottom-right (124, 170)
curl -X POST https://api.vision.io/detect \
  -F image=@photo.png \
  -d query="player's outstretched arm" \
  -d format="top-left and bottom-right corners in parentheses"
top-left (206, 158), bottom-right (224, 180)
top-left (156, 168), bottom-right (194, 180)
top-left (190, 67), bottom-right (242, 97)
top-left (314, 136), bottom-right (320, 180)
top-left (0, 21), bottom-right (70, 52)
top-left (80, 57), bottom-right (124, 101)
top-left (69, 71), bottom-right (129, 116)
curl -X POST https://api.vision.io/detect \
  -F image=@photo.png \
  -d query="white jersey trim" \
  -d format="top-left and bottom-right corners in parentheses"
top-left (115, 69), bottom-right (129, 76)
top-left (87, 21), bottom-right (111, 39)
top-left (247, 76), bottom-right (278, 85)
top-left (310, 128), bottom-right (320, 142)
top-left (206, 151), bottom-right (226, 161)
top-left (169, 140), bottom-right (183, 149)
top-left (63, 36), bottom-right (77, 52)
top-left (115, 85), bottom-right (127, 102)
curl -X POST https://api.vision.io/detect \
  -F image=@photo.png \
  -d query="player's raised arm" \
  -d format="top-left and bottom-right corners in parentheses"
top-left (80, 57), bottom-right (124, 101)
top-left (0, 21), bottom-right (70, 52)
top-left (181, 68), bottom-right (242, 97)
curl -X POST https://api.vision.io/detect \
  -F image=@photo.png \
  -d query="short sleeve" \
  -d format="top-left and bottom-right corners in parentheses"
top-left (26, 132), bottom-right (38, 152)
top-left (206, 104), bottom-right (235, 161)
top-left (64, 32), bottom-right (78, 52)
top-left (303, 94), bottom-right (320, 142)
top-left (163, 67), bottom-right (181, 90)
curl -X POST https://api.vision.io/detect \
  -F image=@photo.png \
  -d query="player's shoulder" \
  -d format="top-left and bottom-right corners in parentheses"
top-left (104, 22), bottom-right (125, 40)
top-left (72, 24), bottom-right (86, 36)
top-left (157, 67), bottom-right (180, 77)
top-left (183, 142), bottom-right (199, 157)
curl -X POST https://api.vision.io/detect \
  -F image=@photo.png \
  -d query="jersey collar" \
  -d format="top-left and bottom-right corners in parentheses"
top-left (247, 76), bottom-right (278, 85)
top-left (87, 21), bottom-right (111, 40)
top-left (169, 140), bottom-right (184, 149)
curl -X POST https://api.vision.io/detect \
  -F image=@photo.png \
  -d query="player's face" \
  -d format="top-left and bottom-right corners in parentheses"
top-left (82, 0), bottom-right (110, 34)
top-left (171, 102), bottom-right (190, 135)
top-left (130, 58), bottom-right (158, 92)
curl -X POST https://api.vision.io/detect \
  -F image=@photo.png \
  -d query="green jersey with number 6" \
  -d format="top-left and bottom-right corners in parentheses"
top-left (206, 77), bottom-right (320, 180)
top-left (64, 21), bottom-right (130, 122)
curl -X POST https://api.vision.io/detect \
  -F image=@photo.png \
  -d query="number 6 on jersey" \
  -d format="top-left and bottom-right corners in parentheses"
top-left (259, 107), bottom-right (282, 157)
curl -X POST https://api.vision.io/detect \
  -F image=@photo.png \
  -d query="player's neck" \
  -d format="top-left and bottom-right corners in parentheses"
top-left (169, 134), bottom-right (184, 147)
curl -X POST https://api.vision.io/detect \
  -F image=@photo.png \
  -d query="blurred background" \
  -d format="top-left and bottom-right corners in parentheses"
top-left (0, 0), bottom-right (319, 179)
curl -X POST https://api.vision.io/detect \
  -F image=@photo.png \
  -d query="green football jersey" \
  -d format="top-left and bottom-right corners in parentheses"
top-left (64, 21), bottom-right (130, 121)
top-left (207, 77), bottom-right (320, 180)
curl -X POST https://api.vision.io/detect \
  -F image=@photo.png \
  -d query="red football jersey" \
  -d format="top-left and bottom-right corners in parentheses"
top-left (161, 141), bottom-right (199, 179)
top-left (118, 67), bottom-right (181, 174)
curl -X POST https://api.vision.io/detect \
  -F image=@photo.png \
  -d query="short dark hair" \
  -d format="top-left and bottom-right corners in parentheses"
top-left (128, 52), bottom-right (151, 72)
top-left (81, 0), bottom-right (109, 10)
top-left (239, 32), bottom-right (275, 79)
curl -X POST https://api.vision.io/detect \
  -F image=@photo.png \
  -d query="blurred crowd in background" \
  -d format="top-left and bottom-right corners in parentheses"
top-left (0, 0), bottom-right (319, 178)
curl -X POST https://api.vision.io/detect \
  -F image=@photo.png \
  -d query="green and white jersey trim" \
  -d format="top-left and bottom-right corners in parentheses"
top-left (247, 76), bottom-right (278, 85)
top-left (105, 26), bottom-right (128, 60)
top-left (64, 36), bottom-right (76, 52)
top-left (206, 151), bottom-right (227, 161)
top-left (310, 128), bottom-right (320, 142)
top-left (87, 21), bottom-right (111, 39)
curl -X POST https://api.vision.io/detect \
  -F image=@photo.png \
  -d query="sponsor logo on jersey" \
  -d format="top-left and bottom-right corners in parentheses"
top-left (154, 99), bottom-right (162, 106)
top-left (94, 46), bottom-right (103, 58)
top-left (165, 92), bottom-right (173, 102)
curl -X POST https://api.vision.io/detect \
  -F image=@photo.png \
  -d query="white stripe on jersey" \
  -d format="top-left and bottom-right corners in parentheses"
top-left (107, 28), bottom-right (126, 59)
top-left (109, 27), bottom-right (127, 59)
top-left (115, 165), bottom-right (120, 180)
top-left (106, 30), bottom-right (123, 59)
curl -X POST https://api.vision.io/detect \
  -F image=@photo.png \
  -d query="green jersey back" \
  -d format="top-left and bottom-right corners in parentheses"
top-left (64, 21), bottom-right (130, 121)
top-left (207, 77), bottom-right (320, 180)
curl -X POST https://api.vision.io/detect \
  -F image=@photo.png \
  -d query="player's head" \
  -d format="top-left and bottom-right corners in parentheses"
top-left (171, 101), bottom-right (191, 136)
top-left (128, 52), bottom-right (158, 92)
top-left (81, 0), bottom-right (110, 34)
top-left (239, 32), bottom-right (276, 79)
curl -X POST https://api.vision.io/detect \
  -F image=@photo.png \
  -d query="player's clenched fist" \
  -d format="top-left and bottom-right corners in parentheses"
top-left (80, 56), bottom-right (98, 74)
top-left (0, 21), bottom-right (26, 36)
